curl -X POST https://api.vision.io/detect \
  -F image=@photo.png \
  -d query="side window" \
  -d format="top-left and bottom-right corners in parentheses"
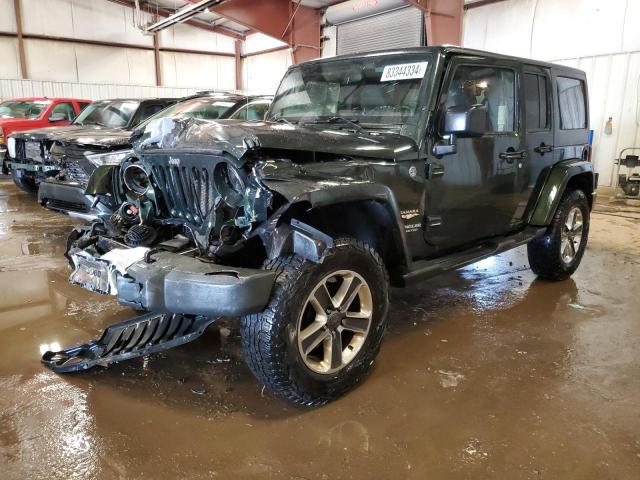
top-left (557, 76), bottom-right (587, 130)
top-left (50, 102), bottom-right (76, 121)
top-left (445, 65), bottom-right (516, 133)
top-left (524, 73), bottom-right (549, 130)
top-left (137, 103), bottom-right (167, 121)
top-left (79, 102), bottom-right (91, 111)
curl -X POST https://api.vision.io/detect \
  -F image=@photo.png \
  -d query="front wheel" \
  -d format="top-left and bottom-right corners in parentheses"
top-left (240, 238), bottom-right (390, 407)
top-left (527, 188), bottom-right (590, 280)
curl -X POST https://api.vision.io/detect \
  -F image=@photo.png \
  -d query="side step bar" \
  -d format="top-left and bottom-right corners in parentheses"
top-left (42, 312), bottom-right (217, 373)
top-left (404, 227), bottom-right (546, 283)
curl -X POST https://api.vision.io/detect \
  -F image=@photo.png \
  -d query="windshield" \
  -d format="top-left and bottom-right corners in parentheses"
top-left (73, 100), bottom-right (140, 128)
top-left (267, 53), bottom-right (431, 126)
top-left (0, 100), bottom-right (49, 119)
top-left (136, 97), bottom-right (237, 129)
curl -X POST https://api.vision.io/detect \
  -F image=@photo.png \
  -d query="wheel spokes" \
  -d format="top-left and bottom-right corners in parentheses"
top-left (326, 330), bottom-right (343, 370)
top-left (310, 283), bottom-right (335, 315)
top-left (336, 275), bottom-right (363, 312)
top-left (342, 312), bottom-right (370, 333)
top-left (300, 321), bottom-right (329, 355)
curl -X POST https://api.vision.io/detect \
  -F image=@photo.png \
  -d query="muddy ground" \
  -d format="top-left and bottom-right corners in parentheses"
top-left (0, 177), bottom-right (639, 479)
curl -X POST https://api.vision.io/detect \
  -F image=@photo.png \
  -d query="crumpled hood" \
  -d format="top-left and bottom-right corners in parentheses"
top-left (55, 127), bottom-right (132, 149)
top-left (10, 125), bottom-right (86, 142)
top-left (134, 117), bottom-right (418, 162)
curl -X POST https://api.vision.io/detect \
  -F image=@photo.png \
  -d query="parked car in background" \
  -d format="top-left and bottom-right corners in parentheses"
top-left (6, 98), bottom-right (177, 193)
top-left (38, 92), bottom-right (272, 220)
top-left (0, 97), bottom-right (90, 174)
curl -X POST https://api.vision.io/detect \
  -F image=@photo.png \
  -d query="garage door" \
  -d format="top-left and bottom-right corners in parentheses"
top-left (336, 7), bottom-right (425, 56)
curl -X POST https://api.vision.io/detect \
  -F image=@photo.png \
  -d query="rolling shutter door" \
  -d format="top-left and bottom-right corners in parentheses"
top-left (336, 7), bottom-right (424, 56)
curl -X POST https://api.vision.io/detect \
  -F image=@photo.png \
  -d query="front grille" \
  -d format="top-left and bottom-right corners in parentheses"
top-left (15, 139), bottom-right (26, 160)
top-left (46, 198), bottom-right (89, 213)
top-left (150, 163), bottom-right (217, 227)
top-left (57, 146), bottom-right (96, 185)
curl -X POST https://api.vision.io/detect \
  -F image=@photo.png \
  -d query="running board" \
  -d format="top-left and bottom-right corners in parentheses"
top-left (404, 227), bottom-right (546, 283)
top-left (42, 312), bottom-right (217, 373)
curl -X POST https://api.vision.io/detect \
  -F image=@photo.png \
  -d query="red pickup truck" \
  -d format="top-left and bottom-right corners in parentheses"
top-left (1, 97), bottom-right (91, 169)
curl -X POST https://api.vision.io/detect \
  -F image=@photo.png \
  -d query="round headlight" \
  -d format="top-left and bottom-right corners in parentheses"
top-left (214, 162), bottom-right (245, 207)
top-left (123, 164), bottom-right (150, 196)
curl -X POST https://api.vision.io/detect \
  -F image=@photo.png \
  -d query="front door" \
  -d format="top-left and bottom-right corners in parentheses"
top-left (423, 59), bottom-right (525, 251)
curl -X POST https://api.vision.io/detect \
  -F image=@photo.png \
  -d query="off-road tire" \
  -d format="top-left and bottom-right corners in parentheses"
top-left (12, 170), bottom-right (38, 194)
top-left (240, 238), bottom-right (390, 407)
top-left (527, 188), bottom-right (590, 280)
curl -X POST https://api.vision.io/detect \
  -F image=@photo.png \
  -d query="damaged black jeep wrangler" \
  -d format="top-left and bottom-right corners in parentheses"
top-left (44, 47), bottom-right (596, 406)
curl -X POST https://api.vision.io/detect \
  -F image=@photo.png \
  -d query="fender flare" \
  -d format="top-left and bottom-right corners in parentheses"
top-left (528, 159), bottom-right (595, 226)
top-left (259, 182), bottom-right (412, 267)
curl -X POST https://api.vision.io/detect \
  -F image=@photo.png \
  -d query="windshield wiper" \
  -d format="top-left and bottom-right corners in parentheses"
top-left (304, 116), bottom-right (365, 132)
top-left (270, 114), bottom-right (296, 125)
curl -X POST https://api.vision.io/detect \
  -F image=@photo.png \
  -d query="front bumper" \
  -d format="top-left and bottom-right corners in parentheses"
top-left (38, 180), bottom-right (109, 220)
top-left (70, 247), bottom-right (276, 317)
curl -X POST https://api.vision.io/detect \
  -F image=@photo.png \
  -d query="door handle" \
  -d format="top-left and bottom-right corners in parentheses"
top-left (534, 143), bottom-right (554, 154)
top-left (498, 150), bottom-right (527, 163)
top-left (428, 163), bottom-right (445, 178)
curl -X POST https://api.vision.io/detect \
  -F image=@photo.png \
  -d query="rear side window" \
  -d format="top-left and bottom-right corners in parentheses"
top-left (50, 102), bottom-right (77, 121)
top-left (524, 73), bottom-right (549, 130)
top-left (557, 76), bottom-right (587, 130)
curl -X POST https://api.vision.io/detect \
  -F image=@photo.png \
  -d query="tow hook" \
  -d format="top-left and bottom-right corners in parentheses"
top-left (41, 312), bottom-right (218, 373)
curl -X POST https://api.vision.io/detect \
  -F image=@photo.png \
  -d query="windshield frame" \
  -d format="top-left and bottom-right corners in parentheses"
top-left (134, 96), bottom-right (240, 130)
top-left (72, 100), bottom-right (141, 128)
top-left (0, 100), bottom-right (50, 120)
top-left (266, 51), bottom-right (435, 140)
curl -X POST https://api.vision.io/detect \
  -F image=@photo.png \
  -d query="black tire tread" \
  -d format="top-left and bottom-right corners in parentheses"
top-left (527, 188), bottom-right (589, 281)
top-left (241, 238), bottom-right (389, 407)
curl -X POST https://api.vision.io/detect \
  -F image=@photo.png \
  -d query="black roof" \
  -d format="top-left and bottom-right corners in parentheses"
top-left (298, 46), bottom-right (585, 76)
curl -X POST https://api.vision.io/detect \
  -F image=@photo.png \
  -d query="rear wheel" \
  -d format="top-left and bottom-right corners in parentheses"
top-left (12, 169), bottom-right (38, 194)
top-left (527, 188), bottom-right (590, 280)
top-left (240, 238), bottom-right (390, 407)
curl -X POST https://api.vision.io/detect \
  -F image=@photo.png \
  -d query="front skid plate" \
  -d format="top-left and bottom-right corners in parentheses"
top-left (42, 312), bottom-right (218, 373)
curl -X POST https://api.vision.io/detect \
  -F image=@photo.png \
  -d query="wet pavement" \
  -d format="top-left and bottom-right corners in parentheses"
top-left (0, 176), bottom-right (639, 479)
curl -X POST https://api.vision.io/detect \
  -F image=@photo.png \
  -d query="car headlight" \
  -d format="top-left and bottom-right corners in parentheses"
top-left (85, 149), bottom-right (133, 168)
top-left (0, 127), bottom-right (4, 145)
top-left (123, 163), bottom-right (150, 196)
top-left (7, 137), bottom-right (16, 158)
top-left (214, 162), bottom-right (245, 207)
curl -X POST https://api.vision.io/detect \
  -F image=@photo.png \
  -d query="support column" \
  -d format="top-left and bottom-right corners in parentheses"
top-left (405, 0), bottom-right (464, 46)
top-left (14, 0), bottom-right (27, 79)
top-left (235, 39), bottom-right (242, 91)
top-left (153, 33), bottom-right (162, 86)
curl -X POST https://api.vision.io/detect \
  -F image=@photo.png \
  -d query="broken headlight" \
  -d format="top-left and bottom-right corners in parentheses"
top-left (214, 162), bottom-right (245, 207)
top-left (85, 149), bottom-right (133, 168)
top-left (123, 163), bottom-right (150, 196)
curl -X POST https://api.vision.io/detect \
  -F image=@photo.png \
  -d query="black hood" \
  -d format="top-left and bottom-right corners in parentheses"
top-left (11, 125), bottom-right (87, 142)
top-left (55, 127), bottom-right (132, 150)
top-left (134, 118), bottom-right (418, 163)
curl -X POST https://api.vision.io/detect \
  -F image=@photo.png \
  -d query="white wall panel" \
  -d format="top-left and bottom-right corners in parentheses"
top-left (160, 51), bottom-right (235, 90)
top-left (159, 23), bottom-right (235, 53)
top-left (0, 78), bottom-right (204, 102)
top-left (0, 38), bottom-right (20, 79)
top-left (242, 33), bottom-right (288, 55)
top-left (464, 0), bottom-right (640, 186)
top-left (0, 0), bottom-right (17, 32)
top-left (24, 39), bottom-right (78, 83)
top-left (242, 49), bottom-right (291, 94)
top-left (21, 0), bottom-right (152, 47)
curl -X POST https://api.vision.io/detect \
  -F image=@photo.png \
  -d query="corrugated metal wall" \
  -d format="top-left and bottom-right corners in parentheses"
top-left (0, 79), bottom-right (207, 102)
top-left (464, 0), bottom-right (640, 186)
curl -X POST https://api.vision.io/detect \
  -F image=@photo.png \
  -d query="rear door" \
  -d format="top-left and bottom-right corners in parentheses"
top-left (520, 66), bottom-right (554, 219)
top-left (424, 58), bottom-right (525, 250)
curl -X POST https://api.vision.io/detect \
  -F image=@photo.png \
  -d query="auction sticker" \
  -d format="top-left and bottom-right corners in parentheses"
top-left (381, 62), bottom-right (428, 82)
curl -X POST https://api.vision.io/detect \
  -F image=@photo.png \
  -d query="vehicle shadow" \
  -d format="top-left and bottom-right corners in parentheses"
top-left (62, 263), bottom-right (580, 421)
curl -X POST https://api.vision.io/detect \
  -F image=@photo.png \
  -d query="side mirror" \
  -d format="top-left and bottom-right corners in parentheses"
top-left (443, 105), bottom-right (488, 138)
top-left (48, 113), bottom-right (66, 122)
